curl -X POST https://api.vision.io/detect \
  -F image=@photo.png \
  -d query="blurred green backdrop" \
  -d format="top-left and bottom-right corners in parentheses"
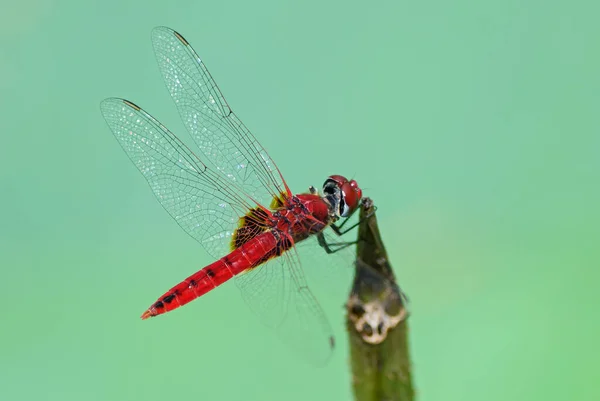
top-left (1, 0), bottom-right (598, 400)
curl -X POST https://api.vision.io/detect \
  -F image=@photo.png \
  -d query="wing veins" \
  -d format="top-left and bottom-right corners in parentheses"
top-left (161, 58), bottom-right (282, 199)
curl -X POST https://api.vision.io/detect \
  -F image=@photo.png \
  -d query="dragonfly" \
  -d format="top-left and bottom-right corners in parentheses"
top-left (100, 26), bottom-right (363, 365)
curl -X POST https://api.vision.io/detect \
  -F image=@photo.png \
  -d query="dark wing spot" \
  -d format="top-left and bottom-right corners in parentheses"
top-left (173, 30), bottom-right (190, 46)
top-left (231, 207), bottom-right (270, 249)
top-left (123, 99), bottom-right (141, 111)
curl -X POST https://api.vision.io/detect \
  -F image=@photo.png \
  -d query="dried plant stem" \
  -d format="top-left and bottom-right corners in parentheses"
top-left (346, 198), bottom-right (414, 401)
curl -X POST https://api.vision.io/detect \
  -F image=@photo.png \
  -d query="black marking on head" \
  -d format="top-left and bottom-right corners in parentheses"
top-left (162, 294), bottom-right (176, 304)
top-left (377, 322), bottom-right (384, 335)
top-left (323, 179), bottom-right (337, 194)
top-left (339, 196), bottom-right (346, 216)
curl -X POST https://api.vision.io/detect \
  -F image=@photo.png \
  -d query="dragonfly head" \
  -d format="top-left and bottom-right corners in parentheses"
top-left (322, 175), bottom-right (363, 218)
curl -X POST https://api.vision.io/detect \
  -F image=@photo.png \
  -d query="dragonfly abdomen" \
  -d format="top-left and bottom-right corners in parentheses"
top-left (141, 231), bottom-right (283, 319)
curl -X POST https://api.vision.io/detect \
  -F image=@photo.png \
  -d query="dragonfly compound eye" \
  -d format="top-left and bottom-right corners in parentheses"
top-left (323, 175), bottom-right (362, 218)
top-left (339, 181), bottom-right (362, 217)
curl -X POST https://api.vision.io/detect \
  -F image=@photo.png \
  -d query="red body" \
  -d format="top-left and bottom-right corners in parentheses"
top-left (102, 27), bottom-right (366, 363)
top-left (141, 194), bottom-right (331, 319)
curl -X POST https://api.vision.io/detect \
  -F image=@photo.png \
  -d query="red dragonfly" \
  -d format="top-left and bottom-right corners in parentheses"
top-left (100, 27), bottom-right (362, 364)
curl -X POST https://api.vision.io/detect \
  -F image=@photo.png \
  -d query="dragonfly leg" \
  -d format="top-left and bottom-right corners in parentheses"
top-left (330, 202), bottom-right (378, 236)
top-left (317, 200), bottom-right (378, 254)
top-left (317, 232), bottom-right (359, 254)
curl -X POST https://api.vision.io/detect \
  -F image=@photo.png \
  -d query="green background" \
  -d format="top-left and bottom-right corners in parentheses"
top-left (1, 0), bottom-right (598, 400)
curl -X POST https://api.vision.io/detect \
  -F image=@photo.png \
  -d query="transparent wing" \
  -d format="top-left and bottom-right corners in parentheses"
top-left (151, 26), bottom-right (291, 208)
top-left (103, 27), bottom-right (340, 364)
top-left (102, 98), bottom-right (333, 364)
top-left (100, 97), bottom-right (264, 259)
top-left (234, 258), bottom-right (291, 328)
top-left (279, 248), bottom-right (336, 366)
top-left (235, 248), bottom-right (335, 366)
top-left (233, 225), bottom-right (363, 365)
top-left (295, 227), bottom-right (357, 287)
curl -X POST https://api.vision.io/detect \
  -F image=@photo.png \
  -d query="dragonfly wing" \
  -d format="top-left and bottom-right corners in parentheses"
top-left (234, 258), bottom-right (291, 329)
top-left (151, 26), bottom-right (291, 208)
top-left (234, 247), bottom-right (335, 366)
top-left (278, 248), bottom-right (335, 366)
top-left (100, 98), bottom-right (263, 260)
